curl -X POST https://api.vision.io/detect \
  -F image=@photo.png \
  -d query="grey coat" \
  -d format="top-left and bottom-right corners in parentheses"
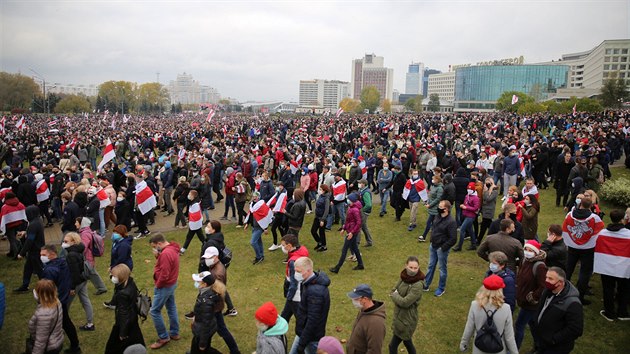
top-left (460, 301), bottom-right (518, 354)
top-left (28, 303), bottom-right (64, 354)
top-left (481, 187), bottom-right (499, 219)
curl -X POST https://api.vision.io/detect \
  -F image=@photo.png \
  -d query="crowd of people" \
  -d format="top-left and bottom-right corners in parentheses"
top-left (2, 108), bottom-right (630, 353)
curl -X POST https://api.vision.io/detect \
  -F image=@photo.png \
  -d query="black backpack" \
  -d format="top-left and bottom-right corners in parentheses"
top-left (474, 308), bottom-right (504, 353)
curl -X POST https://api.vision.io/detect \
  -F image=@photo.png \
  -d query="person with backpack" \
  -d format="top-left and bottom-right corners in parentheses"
top-left (255, 302), bottom-right (289, 354)
top-left (75, 217), bottom-right (108, 296)
top-left (189, 272), bottom-right (223, 354)
top-left (104, 225), bottom-right (134, 309)
top-left (234, 172), bottom-right (250, 228)
top-left (105, 264), bottom-right (145, 354)
top-left (514, 240), bottom-right (547, 350)
top-left (357, 179), bottom-right (374, 247)
top-left (459, 274), bottom-right (518, 354)
top-left (62, 232), bottom-right (95, 332)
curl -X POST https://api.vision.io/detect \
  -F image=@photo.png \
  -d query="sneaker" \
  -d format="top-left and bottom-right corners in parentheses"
top-left (224, 308), bottom-right (238, 317)
top-left (252, 257), bottom-right (264, 265)
top-left (600, 310), bottom-right (615, 322)
top-left (501, 196), bottom-right (507, 201)
top-left (268, 244), bottom-right (281, 251)
top-left (150, 338), bottom-right (170, 349)
top-left (346, 255), bottom-right (354, 261)
top-left (467, 245), bottom-right (477, 251)
top-left (617, 315), bottom-right (630, 321)
top-left (407, 224), bottom-right (416, 231)
top-left (418, 236), bottom-right (426, 242)
top-left (317, 246), bottom-right (328, 252)
top-left (281, 259), bottom-right (288, 264)
top-left (220, 216), bottom-right (228, 220)
top-left (306, 210), bottom-right (312, 214)
top-left (314, 244), bottom-right (322, 251)
top-left (13, 286), bottom-right (29, 293)
top-left (364, 243), bottom-right (373, 247)
top-left (134, 233), bottom-right (146, 240)
top-left (179, 248), bottom-right (186, 255)
top-left (235, 224), bottom-right (243, 228)
top-left (95, 289), bottom-right (107, 296)
top-left (434, 288), bottom-right (445, 297)
top-left (329, 267), bottom-right (339, 274)
top-left (350, 255), bottom-right (358, 262)
top-left (79, 323), bottom-right (95, 331)
top-left (184, 311), bottom-right (195, 320)
top-left (422, 285), bottom-right (430, 292)
top-left (103, 301), bottom-right (116, 310)
top-left (352, 265), bottom-right (365, 270)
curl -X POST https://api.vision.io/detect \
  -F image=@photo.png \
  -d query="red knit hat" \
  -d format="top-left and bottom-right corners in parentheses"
top-left (467, 182), bottom-right (477, 190)
top-left (255, 302), bottom-right (278, 327)
top-left (525, 240), bottom-right (542, 254)
top-left (483, 274), bottom-right (505, 291)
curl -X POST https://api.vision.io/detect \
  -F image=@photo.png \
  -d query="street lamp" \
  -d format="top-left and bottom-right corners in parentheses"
top-left (29, 68), bottom-right (53, 114)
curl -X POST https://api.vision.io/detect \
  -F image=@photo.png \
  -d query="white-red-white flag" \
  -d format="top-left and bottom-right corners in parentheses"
top-left (35, 180), bottom-right (50, 202)
top-left (572, 104), bottom-right (577, 117)
top-left (0, 202), bottom-right (27, 234)
top-left (402, 178), bottom-right (428, 202)
top-left (178, 148), bottom-right (186, 161)
top-left (336, 107), bottom-right (344, 118)
top-left (16, 116), bottom-right (26, 130)
top-left (96, 189), bottom-right (111, 209)
top-left (332, 180), bottom-right (347, 201)
top-left (188, 202), bottom-right (203, 230)
top-left (244, 200), bottom-right (274, 229)
top-left (47, 119), bottom-right (58, 127)
top-left (289, 154), bottom-right (302, 175)
top-left (97, 138), bottom-right (116, 170)
top-left (135, 180), bottom-right (157, 215)
top-left (206, 109), bottom-right (215, 123)
top-left (511, 95), bottom-right (519, 105)
top-left (0, 116), bottom-right (5, 134)
top-left (66, 138), bottom-right (78, 150)
top-left (267, 191), bottom-right (288, 213)
top-left (594, 228), bottom-right (630, 278)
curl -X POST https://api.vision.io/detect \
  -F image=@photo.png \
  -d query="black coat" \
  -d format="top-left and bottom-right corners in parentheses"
top-left (430, 213), bottom-right (458, 251)
top-left (285, 199), bottom-right (306, 229)
top-left (453, 168), bottom-right (470, 204)
top-left (199, 232), bottom-right (226, 273)
top-left (115, 199), bottom-right (132, 229)
top-left (16, 178), bottom-right (37, 207)
top-left (85, 197), bottom-right (101, 231)
top-left (488, 214), bottom-right (525, 245)
top-left (105, 277), bottom-right (144, 354)
top-left (540, 239), bottom-right (568, 271)
top-left (65, 243), bottom-right (87, 288)
top-left (442, 182), bottom-right (456, 204)
top-left (19, 205), bottom-right (45, 258)
top-left (192, 288), bottom-right (219, 349)
top-left (532, 282), bottom-right (583, 353)
top-left (62, 200), bottom-right (80, 232)
top-left (390, 172), bottom-right (408, 209)
top-left (296, 271), bottom-right (331, 347)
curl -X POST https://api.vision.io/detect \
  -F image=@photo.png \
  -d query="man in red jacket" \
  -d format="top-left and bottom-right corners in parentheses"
top-left (148, 233), bottom-right (182, 349)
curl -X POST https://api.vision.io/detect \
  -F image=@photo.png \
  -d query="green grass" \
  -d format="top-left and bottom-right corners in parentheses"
top-left (2, 168), bottom-right (630, 353)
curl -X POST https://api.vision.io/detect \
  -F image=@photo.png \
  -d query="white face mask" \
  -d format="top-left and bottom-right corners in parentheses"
top-left (467, 189), bottom-right (475, 195)
top-left (188, 195), bottom-right (194, 201)
top-left (256, 323), bottom-right (268, 332)
top-left (575, 198), bottom-right (581, 206)
top-left (40, 256), bottom-right (50, 264)
top-left (194, 281), bottom-right (201, 289)
top-left (61, 242), bottom-right (71, 249)
top-left (117, 197), bottom-right (124, 202)
top-left (523, 250), bottom-right (535, 259)
top-left (352, 298), bottom-right (363, 308)
top-left (111, 276), bottom-right (120, 284)
top-left (281, 245), bottom-right (289, 254)
top-left (205, 258), bottom-right (215, 267)
top-left (205, 227), bottom-right (212, 234)
top-left (33, 289), bottom-right (39, 301)
top-left (294, 271), bottom-right (304, 282)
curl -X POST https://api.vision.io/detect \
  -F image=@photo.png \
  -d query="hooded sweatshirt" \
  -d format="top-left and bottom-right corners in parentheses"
top-left (153, 242), bottom-right (180, 288)
top-left (19, 205), bottom-right (45, 258)
top-left (256, 316), bottom-right (289, 354)
top-left (347, 301), bottom-right (387, 354)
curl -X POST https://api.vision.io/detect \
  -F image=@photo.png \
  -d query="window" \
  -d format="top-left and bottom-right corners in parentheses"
top-left (614, 49), bottom-right (620, 54)
top-left (612, 64), bottom-right (619, 70)
top-left (621, 65), bottom-right (627, 70)
top-left (622, 49), bottom-right (628, 54)
top-left (621, 57), bottom-right (628, 62)
top-left (613, 57), bottom-right (619, 62)
top-left (603, 72), bottom-right (609, 79)
top-left (621, 73), bottom-right (626, 78)
top-left (604, 65), bottom-right (610, 70)
top-left (606, 49), bottom-right (612, 54)
top-left (605, 57), bottom-right (611, 62)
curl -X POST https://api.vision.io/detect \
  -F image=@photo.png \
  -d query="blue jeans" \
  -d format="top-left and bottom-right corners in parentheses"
top-left (98, 208), bottom-right (106, 236)
top-left (333, 203), bottom-right (346, 226)
top-left (326, 211), bottom-right (333, 229)
top-left (223, 195), bottom-right (236, 218)
top-left (421, 214), bottom-right (436, 238)
top-left (425, 244), bottom-right (449, 291)
top-left (455, 203), bottom-right (463, 226)
top-left (289, 335), bottom-right (319, 354)
top-left (514, 308), bottom-right (537, 349)
top-left (380, 189), bottom-right (390, 214)
top-left (457, 216), bottom-right (477, 248)
top-left (150, 284), bottom-right (180, 340)
top-left (51, 197), bottom-right (62, 220)
top-left (250, 227), bottom-right (264, 259)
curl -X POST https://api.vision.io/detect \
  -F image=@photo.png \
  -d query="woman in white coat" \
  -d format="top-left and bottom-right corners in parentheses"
top-left (460, 274), bottom-right (518, 354)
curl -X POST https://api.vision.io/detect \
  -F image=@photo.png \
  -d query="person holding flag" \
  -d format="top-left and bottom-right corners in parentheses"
top-left (331, 173), bottom-right (347, 230)
top-left (97, 138), bottom-right (116, 171)
top-left (403, 169), bottom-right (428, 232)
top-left (267, 181), bottom-right (288, 251)
top-left (133, 174), bottom-right (157, 239)
top-left (244, 191), bottom-right (274, 265)
top-left (0, 192), bottom-right (27, 259)
top-left (180, 190), bottom-right (204, 255)
top-left (34, 173), bottom-right (53, 227)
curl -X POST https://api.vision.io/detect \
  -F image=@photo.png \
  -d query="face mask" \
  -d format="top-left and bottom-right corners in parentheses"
top-left (205, 258), bottom-right (215, 267)
top-left (406, 269), bottom-right (418, 276)
top-left (545, 280), bottom-right (560, 291)
top-left (486, 183), bottom-right (492, 188)
top-left (194, 281), bottom-right (201, 289)
top-left (432, 180), bottom-right (438, 185)
top-left (412, 174), bottom-right (419, 179)
top-left (188, 195), bottom-right (194, 201)
top-left (256, 323), bottom-right (268, 332)
top-left (571, 183), bottom-right (575, 188)
top-left (40, 256), bottom-right (50, 264)
top-left (117, 197), bottom-right (124, 202)
top-left (437, 207), bottom-right (446, 214)
top-left (525, 200), bottom-right (531, 206)
top-left (523, 250), bottom-right (535, 259)
top-left (33, 289), bottom-right (39, 301)
top-left (467, 189), bottom-right (475, 195)
top-left (383, 167), bottom-right (389, 170)
top-left (575, 198), bottom-right (581, 206)
top-left (489, 263), bottom-right (501, 273)
top-left (153, 247), bottom-right (161, 255)
top-left (111, 276), bottom-right (120, 284)
top-left (281, 245), bottom-right (289, 254)
top-left (112, 233), bottom-right (122, 242)
top-left (294, 271), bottom-right (304, 282)
top-left (352, 299), bottom-right (363, 308)
top-left (61, 242), bottom-right (71, 249)
top-left (276, 187), bottom-right (281, 192)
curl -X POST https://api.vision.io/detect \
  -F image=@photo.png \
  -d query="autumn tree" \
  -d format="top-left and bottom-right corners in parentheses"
top-left (404, 95), bottom-right (423, 112)
top-left (339, 97), bottom-right (360, 114)
top-left (427, 93), bottom-right (440, 112)
top-left (0, 72), bottom-right (41, 111)
top-left (98, 80), bottom-right (137, 113)
top-left (137, 82), bottom-right (169, 113)
top-left (55, 94), bottom-right (91, 113)
top-left (600, 77), bottom-right (629, 108)
top-left (360, 86), bottom-right (380, 113)
top-left (381, 99), bottom-right (392, 113)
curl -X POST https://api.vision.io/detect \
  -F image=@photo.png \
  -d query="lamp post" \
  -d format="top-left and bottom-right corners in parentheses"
top-left (29, 68), bottom-right (52, 114)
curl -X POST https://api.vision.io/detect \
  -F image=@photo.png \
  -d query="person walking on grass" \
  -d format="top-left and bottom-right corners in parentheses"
top-left (180, 190), bottom-right (205, 255)
top-left (62, 232), bottom-right (95, 332)
top-left (280, 234), bottom-right (309, 324)
top-left (310, 184), bottom-right (330, 252)
top-left (453, 182), bottom-right (480, 251)
top-left (148, 233), bottom-right (181, 350)
top-left (418, 175), bottom-right (443, 242)
top-left (389, 256), bottom-right (424, 354)
top-left (346, 284), bottom-right (386, 353)
top-left (28, 279), bottom-right (64, 354)
top-left (423, 200), bottom-right (457, 297)
top-left (329, 193), bottom-right (365, 273)
top-left (75, 217), bottom-right (107, 296)
top-left (189, 272), bottom-right (223, 354)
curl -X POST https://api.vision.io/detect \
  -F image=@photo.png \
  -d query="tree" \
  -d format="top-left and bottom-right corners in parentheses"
top-left (427, 93), bottom-right (440, 112)
top-left (98, 80), bottom-right (137, 113)
top-left (137, 82), bottom-right (169, 113)
top-left (496, 91), bottom-right (534, 112)
top-left (600, 77), bottom-right (628, 108)
top-left (0, 72), bottom-right (41, 111)
top-left (404, 95), bottom-right (423, 113)
top-left (339, 97), bottom-right (360, 114)
top-left (54, 94), bottom-right (91, 113)
top-left (360, 86), bottom-right (380, 113)
top-left (381, 99), bottom-right (392, 113)
top-left (517, 101), bottom-right (546, 115)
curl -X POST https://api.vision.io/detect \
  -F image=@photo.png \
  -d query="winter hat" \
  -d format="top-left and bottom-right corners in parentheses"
top-left (80, 217), bottom-right (92, 229)
top-left (254, 302), bottom-right (278, 327)
top-left (467, 182), bottom-right (477, 190)
top-left (348, 193), bottom-right (359, 203)
top-left (317, 336), bottom-right (344, 354)
top-left (87, 186), bottom-right (97, 196)
top-left (308, 163), bottom-right (315, 171)
top-left (483, 274), bottom-right (505, 291)
top-left (34, 173), bottom-right (43, 181)
top-left (178, 176), bottom-right (186, 182)
top-left (123, 344), bottom-right (147, 354)
top-left (525, 240), bottom-right (541, 254)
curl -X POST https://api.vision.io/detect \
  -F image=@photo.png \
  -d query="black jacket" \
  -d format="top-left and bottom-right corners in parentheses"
top-left (296, 271), bottom-right (331, 348)
top-left (533, 282), bottom-right (583, 353)
top-left (453, 168), bottom-right (470, 204)
top-left (348, 166), bottom-right (362, 189)
top-left (430, 213), bottom-right (458, 251)
top-left (541, 238), bottom-right (568, 271)
top-left (192, 287), bottom-right (219, 349)
top-left (16, 176), bottom-right (37, 207)
top-left (115, 198), bottom-right (132, 229)
top-left (19, 205), bottom-right (45, 258)
top-left (259, 179), bottom-right (275, 202)
top-left (488, 214), bottom-right (525, 245)
top-left (441, 181), bottom-right (456, 204)
top-left (85, 196), bottom-right (101, 231)
top-left (62, 200), bottom-right (80, 232)
top-left (112, 277), bottom-right (141, 338)
top-left (65, 243), bottom-right (87, 289)
top-left (285, 199), bottom-right (306, 229)
top-left (199, 232), bottom-right (226, 273)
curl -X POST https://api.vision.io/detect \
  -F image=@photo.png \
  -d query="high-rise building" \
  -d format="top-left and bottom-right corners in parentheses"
top-left (423, 68), bottom-right (441, 97)
top-left (405, 62), bottom-right (424, 95)
top-left (298, 79), bottom-right (349, 109)
top-left (427, 72), bottom-right (456, 102)
top-left (168, 72), bottom-right (220, 104)
top-left (350, 53), bottom-right (394, 101)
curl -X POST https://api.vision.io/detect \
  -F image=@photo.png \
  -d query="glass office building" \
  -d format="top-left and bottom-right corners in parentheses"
top-left (454, 65), bottom-right (569, 111)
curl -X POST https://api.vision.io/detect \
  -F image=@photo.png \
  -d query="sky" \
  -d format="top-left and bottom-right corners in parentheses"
top-left (1, 0), bottom-right (629, 102)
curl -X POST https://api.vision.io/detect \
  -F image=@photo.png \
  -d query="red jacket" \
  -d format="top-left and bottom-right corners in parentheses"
top-left (285, 245), bottom-right (310, 278)
top-left (153, 242), bottom-right (180, 288)
top-left (224, 172), bottom-right (236, 196)
top-left (308, 171), bottom-right (318, 191)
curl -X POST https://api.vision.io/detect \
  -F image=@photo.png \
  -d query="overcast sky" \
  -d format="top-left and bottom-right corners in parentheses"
top-left (1, 0), bottom-right (629, 102)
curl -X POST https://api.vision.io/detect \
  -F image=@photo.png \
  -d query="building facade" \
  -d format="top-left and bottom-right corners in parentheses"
top-left (454, 65), bottom-right (569, 112)
top-left (423, 68), bottom-right (441, 97)
top-left (350, 53), bottom-right (394, 101)
top-left (45, 83), bottom-right (99, 97)
top-left (298, 79), bottom-right (349, 109)
top-left (405, 62), bottom-right (424, 95)
top-left (168, 72), bottom-right (220, 105)
top-left (427, 72), bottom-right (456, 102)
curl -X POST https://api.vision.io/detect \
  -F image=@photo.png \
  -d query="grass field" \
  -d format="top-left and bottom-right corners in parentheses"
top-left (1, 168), bottom-right (630, 354)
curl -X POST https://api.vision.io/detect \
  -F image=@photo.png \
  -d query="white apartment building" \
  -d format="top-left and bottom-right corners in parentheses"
top-left (350, 53), bottom-right (394, 101)
top-left (427, 72), bottom-right (456, 102)
top-left (43, 83), bottom-right (99, 97)
top-left (299, 79), bottom-right (349, 109)
top-left (168, 72), bottom-right (220, 104)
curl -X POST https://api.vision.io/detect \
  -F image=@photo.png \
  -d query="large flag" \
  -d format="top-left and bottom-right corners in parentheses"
top-left (594, 227), bottom-right (630, 278)
top-left (267, 191), bottom-right (288, 213)
top-left (16, 116), bottom-right (26, 130)
top-left (332, 180), bottom-right (347, 201)
top-left (402, 178), bottom-right (428, 202)
top-left (358, 157), bottom-right (367, 179)
top-left (47, 119), bottom-right (58, 127)
top-left (562, 211), bottom-right (605, 249)
top-left (35, 180), bottom-right (50, 202)
top-left (66, 138), bottom-right (78, 150)
top-left (97, 138), bottom-right (116, 170)
top-left (206, 109), bottom-right (215, 122)
top-left (96, 189), bottom-right (111, 208)
top-left (289, 154), bottom-right (303, 175)
top-left (511, 95), bottom-right (519, 105)
top-left (188, 202), bottom-right (203, 230)
top-left (178, 148), bottom-right (186, 161)
top-left (336, 107), bottom-right (344, 118)
top-left (0, 201), bottom-right (27, 233)
top-left (135, 180), bottom-right (157, 215)
top-left (244, 199), bottom-right (274, 229)
top-left (0, 116), bottom-right (5, 134)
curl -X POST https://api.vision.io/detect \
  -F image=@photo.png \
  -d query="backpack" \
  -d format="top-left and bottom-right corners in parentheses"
top-left (136, 288), bottom-right (151, 323)
top-left (596, 168), bottom-right (605, 184)
top-left (220, 246), bottom-right (233, 268)
top-left (90, 230), bottom-right (104, 257)
top-left (244, 183), bottom-right (252, 202)
top-left (474, 308), bottom-right (504, 353)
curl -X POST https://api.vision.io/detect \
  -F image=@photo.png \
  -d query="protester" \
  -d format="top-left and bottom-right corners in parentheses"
top-left (62, 232), bottom-right (94, 331)
top-left (389, 256), bottom-right (424, 354)
top-left (423, 200), bottom-right (457, 297)
top-left (254, 302), bottom-right (289, 354)
top-left (28, 279), bottom-right (64, 354)
top-left (329, 193), bottom-right (364, 273)
top-left (485, 251), bottom-right (516, 312)
top-left (540, 224), bottom-right (567, 271)
top-left (15, 205), bottom-right (45, 292)
top-left (346, 284), bottom-right (386, 354)
top-left (76, 217), bottom-right (107, 295)
top-left (189, 272), bottom-right (222, 354)
top-left (280, 234), bottom-right (309, 323)
top-left (477, 219), bottom-right (524, 274)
